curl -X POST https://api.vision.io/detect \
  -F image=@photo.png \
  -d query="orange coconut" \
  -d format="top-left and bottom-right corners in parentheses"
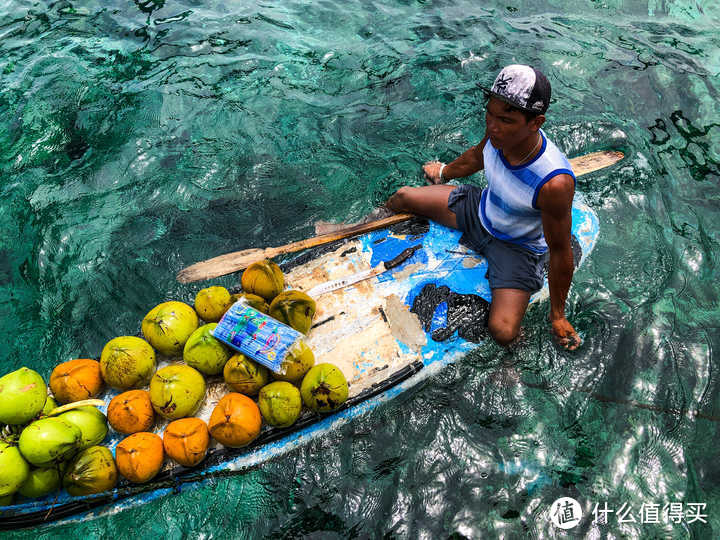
top-left (208, 393), bottom-right (262, 448)
top-left (107, 390), bottom-right (155, 434)
top-left (49, 359), bottom-right (104, 404)
top-left (163, 418), bottom-right (210, 467)
top-left (115, 432), bottom-right (164, 483)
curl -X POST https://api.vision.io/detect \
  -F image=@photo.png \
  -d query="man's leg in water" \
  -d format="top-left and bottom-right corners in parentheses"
top-left (314, 206), bottom-right (395, 235)
top-left (488, 288), bottom-right (531, 346)
top-left (385, 185), bottom-right (459, 229)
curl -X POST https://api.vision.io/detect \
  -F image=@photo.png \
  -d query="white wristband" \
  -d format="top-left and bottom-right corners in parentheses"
top-left (439, 163), bottom-right (446, 183)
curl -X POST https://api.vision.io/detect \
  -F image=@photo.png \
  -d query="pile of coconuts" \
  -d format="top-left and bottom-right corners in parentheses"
top-left (0, 260), bottom-right (348, 506)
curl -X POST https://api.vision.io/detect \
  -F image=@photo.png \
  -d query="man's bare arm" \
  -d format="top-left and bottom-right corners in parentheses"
top-left (423, 135), bottom-right (489, 184)
top-left (537, 173), bottom-right (580, 350)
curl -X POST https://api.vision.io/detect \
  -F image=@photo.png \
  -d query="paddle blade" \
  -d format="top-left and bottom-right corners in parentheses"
top-left (569, 150), bottom-right (624, 176)
top-left (176, 247), bottom-right (266, 283)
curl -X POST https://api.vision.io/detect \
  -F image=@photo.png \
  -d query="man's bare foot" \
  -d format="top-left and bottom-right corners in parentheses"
top-left (360, 206), bottom-right (396, 223)
top-left (313, 220), bottom-right (357, 235)
top-left (313, 207), bottom-right (396, 235)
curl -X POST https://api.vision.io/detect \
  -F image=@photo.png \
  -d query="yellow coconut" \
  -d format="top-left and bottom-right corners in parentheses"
top-left (141, 301), bottom-right (199, 357)
top-left (300, 363), bottom-right (349, 413)
top-left (230, 293), bottom-right (269, 314)
top-left (241, 260), bottom-right (284, 301)
top-left (268, 290), bottom-right (316, 334)
top-left (63, 446), bottom-right (118, 496)
top-left (273, 341), bottom-right (315, 385)
top-left (0, 441), bottom-right (30, 497)
top-left (223, 353), bottom-right (270, 396)
top-left (149, 365), bottom-right (206, 420)
top-left (183, 323), bottom-right (231, 376)
top-left (195, 286), bottom-right (233, 322)
top-left (100, 336), bottom-right (156, 390)
top-left (258, 382), bottom-right (302, 428)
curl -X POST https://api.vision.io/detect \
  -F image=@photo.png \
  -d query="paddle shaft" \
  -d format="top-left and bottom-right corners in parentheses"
top-left (177, 150), bottom-right (624, 283)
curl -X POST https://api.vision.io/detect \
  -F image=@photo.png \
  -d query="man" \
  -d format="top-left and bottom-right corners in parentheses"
top-left (386, 64), bottom-right (580, 350)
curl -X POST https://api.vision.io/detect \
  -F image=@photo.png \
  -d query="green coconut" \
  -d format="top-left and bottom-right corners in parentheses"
top-left (150, 365), bottom-right (206, 420)
top-left (100, 336), bottom-right (156, 390)
top-left (273, 341), bottom-right (315, 385)
top-left (195, 286), bottom-right (233, 322)
top-left (0, 441), bottom-right (30, 497)
top-left (18, 466), bottom-right (61, 498)
top-left (142, 301), bottom-right (199, 357)
top-left (268, 290), bottom-right (316, 335)
top-left (59, 406), bottom-right (108, 450)
top-left (230, 292), bottom-right (269, 314)
top-left (241, 260), bottom-right (284, 301)
top-left (258, 382), bottom-right (302, 428)
top-left (223, 354), bottom-right (270, 396)
top-left (183, 323), bottom-right (231, 375)
top-left (300, 363), bottom-right (349, 413)
top-left (41, 395), bottom-right (58, 416)
top-left (0, 367), bottom-right (48, 425)
top-left (63, 446), bottom-right (118, 496)
top-left (18, 417), bottom-right (82, 467)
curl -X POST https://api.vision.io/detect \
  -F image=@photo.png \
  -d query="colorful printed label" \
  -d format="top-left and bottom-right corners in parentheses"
top-left (213, 302), bottom-right (302, 372)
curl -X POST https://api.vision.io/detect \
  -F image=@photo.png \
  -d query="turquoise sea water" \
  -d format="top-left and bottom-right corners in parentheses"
top-left (2, 0), bottom-right (720, 537)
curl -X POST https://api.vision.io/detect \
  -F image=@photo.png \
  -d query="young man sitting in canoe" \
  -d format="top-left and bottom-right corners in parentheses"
top-left (386, 64), bottom-right (580, 350)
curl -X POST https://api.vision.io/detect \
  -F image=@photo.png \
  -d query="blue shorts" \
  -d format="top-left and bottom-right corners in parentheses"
top-left (447, 184), bottom-right (548, 293)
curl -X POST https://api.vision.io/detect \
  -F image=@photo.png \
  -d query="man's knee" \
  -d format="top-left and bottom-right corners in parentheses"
top-left (387, 186), bottom-right (414, 212)
top-left (488, 318), bottom-right (520, 347)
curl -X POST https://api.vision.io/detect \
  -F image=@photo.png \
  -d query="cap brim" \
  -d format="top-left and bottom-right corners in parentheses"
top-left (477, 85), bottom-right (545, 114)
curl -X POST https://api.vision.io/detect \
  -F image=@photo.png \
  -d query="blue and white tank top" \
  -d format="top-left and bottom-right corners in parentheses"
top-left (479, 129), bottom-right (575, 253)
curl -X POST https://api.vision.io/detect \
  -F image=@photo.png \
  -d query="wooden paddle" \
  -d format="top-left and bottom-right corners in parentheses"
top-left (177, 150), bottom-right (624, 283)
